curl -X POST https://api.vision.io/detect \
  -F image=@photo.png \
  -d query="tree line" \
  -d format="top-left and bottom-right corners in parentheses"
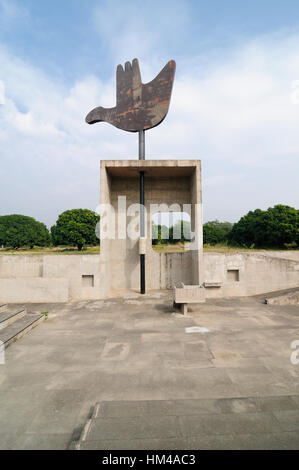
top-left (0, 209), bottom-right (99, 251)
top-left (0, 204), bottom-right (298, 251)
top-left (151, 204), bottom-right (299, 249)
top-left (204, 205), bottom-right (299, 249)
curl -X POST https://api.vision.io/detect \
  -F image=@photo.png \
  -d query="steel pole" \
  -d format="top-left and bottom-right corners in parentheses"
top-left (139, 130), bottom-right (145, 161)
top-left (139, 130), bottom-right (145, 294)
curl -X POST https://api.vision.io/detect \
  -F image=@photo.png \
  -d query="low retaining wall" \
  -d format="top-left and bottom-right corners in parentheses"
top-left (265, 290), bottom-right (299, 305)
top-left (0, 251), bottom-right (298, 302)
top-left (204, 253), bottom-right (299, 298)
top-left (0, 278), bottom-right (68, 303)
top-left (0, 255), bottom-right (102, 302)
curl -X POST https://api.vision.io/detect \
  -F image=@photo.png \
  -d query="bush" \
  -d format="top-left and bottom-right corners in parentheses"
top-left (228, 205), bottom-right (299, 249)
top-left (51, 209), bottom-right (100, 251)
top-left (0, 214), bottom-right (50, 249)
top-left (152, 220), bottom-right (191, 245)
top-left (203, 220), bottom-right (233, 245)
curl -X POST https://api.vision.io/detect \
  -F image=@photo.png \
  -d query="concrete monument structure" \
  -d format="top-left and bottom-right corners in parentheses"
top-left (99, 159), bottom-right (204, 298)
top-left (86, 57), bottom-right (177, 295)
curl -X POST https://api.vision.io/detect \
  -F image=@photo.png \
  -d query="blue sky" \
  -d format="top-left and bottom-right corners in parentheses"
top-left (1, 0), bottom-right (299, 227)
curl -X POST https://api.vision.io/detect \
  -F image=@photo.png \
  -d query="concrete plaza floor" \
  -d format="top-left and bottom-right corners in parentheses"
top-left (0, 292), bottom-right (298, 450)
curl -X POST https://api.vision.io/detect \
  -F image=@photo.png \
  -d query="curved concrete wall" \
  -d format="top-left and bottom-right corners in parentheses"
top-left (0, 251), bottom-right (298, 302)
top-left (204, 252), bottom-right (299, 298)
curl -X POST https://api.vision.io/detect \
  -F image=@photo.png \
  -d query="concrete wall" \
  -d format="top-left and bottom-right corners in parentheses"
top-left (42, 255), bottom-right (103, 300)
top-left (0, 255), bottom-right (102, 302)
top-left (0, 251), bottom-right (298, 302)
top-left (0, 255), bottom-right (43, 278)
top-left (148, 252), bottom-right (193, 289)
top-left (257, 251), bottom-right (299, 262)
top-left (0, 278), bottom-right (68, 303)
top-left (204, 253), bottom-right (299, 298)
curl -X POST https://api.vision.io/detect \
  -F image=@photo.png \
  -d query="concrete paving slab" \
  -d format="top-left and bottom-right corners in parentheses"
top-left (290, 395), bottom-right (299, 407)
top-left (236, 433), bottom-right (284, 450)
top-left (21, 433), bottom-right (71, 450)
top-left (187, 434), bottom-right (244, 450)
top-left (179, 412), bottom-right (282, 436)
top-left (215, 397), bottom-right (259, 414)
top-left (78, 437), bottom-right (189, 450)
top-left (256, 396), bottom-right (299, 412)
top-left (87, 416), bottom-right (181, 441)
top-left (226, 366), bottom-right (278, 385)
top-left (172, 399), bottom-right (221, 416)
top-left (96, 400), bottom-right (156, 418)
top-left (275, 431), bottom-right (299, 450)
top-left (272, 410), bottom-right (299, 431)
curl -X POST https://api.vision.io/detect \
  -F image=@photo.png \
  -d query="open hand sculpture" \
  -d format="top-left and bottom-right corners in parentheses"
top-left (86, 58), bottom-right (176, 132)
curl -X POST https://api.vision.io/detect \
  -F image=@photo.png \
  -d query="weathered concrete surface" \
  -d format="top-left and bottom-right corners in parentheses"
top-left (265, 289), bottom-right (299, 305)
top-left (42, 255), bottom-right (102, 300)
top-left (174, 284), bottom-right (205, 314)
top-left (261, 251), bottom-right (299, 262)
top-left (1, 250), bottom-right (298, 302)
top-left (0, 278), bottom-right (68, 303)
top-left (0, 293), bottom-right (299, 449)
top-left (174, 285), bottom-right (205, 304)
top-left (0, 255), bottom-right (101, 302)
top-left (0, 307), bottom-right (26, 331)
top-left (0, 313), bottom-right (44, 348)
top-left (100, 160), bottom-right (203, 297)
top-left (204, 253), bottom-right (299, 298)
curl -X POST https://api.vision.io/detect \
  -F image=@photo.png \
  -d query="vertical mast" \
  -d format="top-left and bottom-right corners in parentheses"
top-left (139, 130), bottom-right (145, 294)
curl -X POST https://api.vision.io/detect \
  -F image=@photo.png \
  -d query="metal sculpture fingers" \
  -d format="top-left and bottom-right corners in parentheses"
top-left (86, 58), bottom-right (176, 132)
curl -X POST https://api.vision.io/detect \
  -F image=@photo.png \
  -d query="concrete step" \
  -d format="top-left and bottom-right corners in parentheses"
top-left (69, 405), bottom-right (98, 450)
top-left (70, 397), bottom-right (299, 450)
top-left (0, 307), bottom-right (27, 331)
top-left (70, 400), bottom-right (184, 450)
top-left (265, 289), bottom-right (299, 305)
top-left (0, 313), bottom-right (44, 348)
top-left (0, 304), bottom-right (7, 313)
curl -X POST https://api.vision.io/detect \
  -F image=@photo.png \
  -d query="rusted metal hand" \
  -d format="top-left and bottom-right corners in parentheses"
top-left (86, 58), bottom-right (176, 132)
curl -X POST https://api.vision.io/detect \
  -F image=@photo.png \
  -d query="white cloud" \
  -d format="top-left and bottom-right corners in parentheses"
top-left (0, 79), bottom-right (4, 104)
top-left (1, 30), bottom-right (299, 226)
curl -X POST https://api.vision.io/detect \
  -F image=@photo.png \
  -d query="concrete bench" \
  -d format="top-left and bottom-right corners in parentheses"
top-left (204, 281), bottom-right (222, 288)
top-left (174, 283), bottom-right (205, 314)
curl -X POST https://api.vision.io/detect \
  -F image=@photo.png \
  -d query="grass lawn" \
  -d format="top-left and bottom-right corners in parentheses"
top-left (0, 246), bottom-right (100, 255)
top-left (153, 243), bottom-right (290, 253)
top-left (0, 244), bottom-right (295, 255)
top-left (152, 242), bottom-right (188, 253)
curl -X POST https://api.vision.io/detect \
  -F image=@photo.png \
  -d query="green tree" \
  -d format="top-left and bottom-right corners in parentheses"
top-left (152, 220), bottom-right (191, 245)
top-left (170, 220), bottom-right (191, 243)
top-left (205, 220), bottom-right (233, 234)
top-left (203, 220), bottom-right (232, 245)
top-left (0, 214), bottom-right (50, 249)
top-left (51, 209), bottom-right (100, 251)
top-left (228, 205), bottom-right (299, 248)
top-left (152, 223), bottom-right (169, 245)
top-left (151, 222), bottom-right (160, 245)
